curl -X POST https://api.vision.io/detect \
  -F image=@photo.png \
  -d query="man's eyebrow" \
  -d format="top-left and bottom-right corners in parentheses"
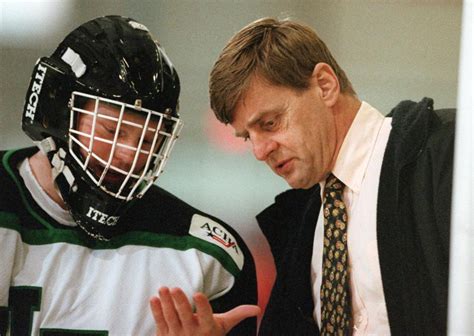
top-left (234, 107), bottom-right (281, 137)
top-left (234, 129), bottom-right (249, 138)
top-left (234, 116), bottom-right (261, 138)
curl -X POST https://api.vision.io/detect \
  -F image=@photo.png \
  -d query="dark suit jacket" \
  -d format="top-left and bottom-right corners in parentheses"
top-left (257, 98), bottom-right (455, 335)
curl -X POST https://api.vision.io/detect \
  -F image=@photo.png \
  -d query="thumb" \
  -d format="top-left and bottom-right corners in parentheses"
top-left (216, 305), bottom-right (261, 333)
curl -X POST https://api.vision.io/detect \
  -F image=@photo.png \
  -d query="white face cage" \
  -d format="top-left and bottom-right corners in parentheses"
top-left (68, 91), bottom-right (183, 201)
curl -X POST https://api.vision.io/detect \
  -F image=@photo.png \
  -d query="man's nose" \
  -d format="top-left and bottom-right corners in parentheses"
top-left (252, 135), bottom-right (277, 161)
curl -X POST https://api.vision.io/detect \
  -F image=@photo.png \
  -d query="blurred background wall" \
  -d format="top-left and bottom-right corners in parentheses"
top-left (0, 0), bottom-right (462, 318)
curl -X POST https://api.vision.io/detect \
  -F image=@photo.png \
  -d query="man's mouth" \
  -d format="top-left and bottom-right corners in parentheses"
top-left (103, 171), bottom-right (125, 184)
top-left (274, 158), bottom-right (294, 176)
top-left (89, 165), bottom-right (131, 186)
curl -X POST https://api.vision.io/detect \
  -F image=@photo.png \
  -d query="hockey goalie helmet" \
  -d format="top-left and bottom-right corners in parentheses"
top-left (21, 16), bottom-right (183, 240)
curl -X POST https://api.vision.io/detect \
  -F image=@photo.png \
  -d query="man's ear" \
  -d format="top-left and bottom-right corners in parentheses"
top-left (311, 62), bottom-right (340, 107)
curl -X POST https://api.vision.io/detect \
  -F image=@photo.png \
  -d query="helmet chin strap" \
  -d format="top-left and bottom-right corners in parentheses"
top-left (64, 181), bottom-right (127, 242)
top-left (36, 137), bottom-right (130, 241)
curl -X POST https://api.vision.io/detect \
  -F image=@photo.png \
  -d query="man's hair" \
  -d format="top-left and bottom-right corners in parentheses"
top-left (209, 17), bottom-right (356, 124)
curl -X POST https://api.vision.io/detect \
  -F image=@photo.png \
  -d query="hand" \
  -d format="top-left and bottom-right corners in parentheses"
top-left (150, 286), bottom-right (261, 336)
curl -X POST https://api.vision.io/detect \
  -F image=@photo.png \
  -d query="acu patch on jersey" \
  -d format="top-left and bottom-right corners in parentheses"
top-left (189, 214), bottom-right (244, 270)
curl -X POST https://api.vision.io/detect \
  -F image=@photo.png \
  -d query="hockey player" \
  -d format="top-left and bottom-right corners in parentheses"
top-left (0, 15), bottom-right (257, 335)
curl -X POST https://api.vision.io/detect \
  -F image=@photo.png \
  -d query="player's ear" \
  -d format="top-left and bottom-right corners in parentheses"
top-left (310, 62), bottom-right (340, 107)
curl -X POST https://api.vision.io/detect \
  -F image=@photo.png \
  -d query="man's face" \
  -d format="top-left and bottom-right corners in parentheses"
top-left (76, 99), bottom-right (162, 190)
top-left (231, 76), bottom-right (337, 189)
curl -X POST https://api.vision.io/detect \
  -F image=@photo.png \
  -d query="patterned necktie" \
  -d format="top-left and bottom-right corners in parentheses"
top-left (320, 174), bottom-right (351, 335)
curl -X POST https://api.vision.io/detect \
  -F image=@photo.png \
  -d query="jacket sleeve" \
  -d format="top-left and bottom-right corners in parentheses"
top-left (255, 186), bottom-right (322, 335)
top-left (256, 185), bottom-right (320, 266)
top-left (402, 111), bottom-right (455, 334)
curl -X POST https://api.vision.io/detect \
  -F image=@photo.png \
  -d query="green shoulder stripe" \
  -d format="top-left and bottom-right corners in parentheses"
top-left (0, 211), bottom-right (240, 277)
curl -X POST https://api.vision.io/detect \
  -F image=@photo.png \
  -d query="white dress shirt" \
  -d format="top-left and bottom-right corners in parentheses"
top-left (311, 101), bottom-right (393, 335)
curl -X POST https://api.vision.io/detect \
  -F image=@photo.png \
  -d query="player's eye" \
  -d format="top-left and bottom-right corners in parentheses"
top-left (104, 126), bottom-right (116, 134)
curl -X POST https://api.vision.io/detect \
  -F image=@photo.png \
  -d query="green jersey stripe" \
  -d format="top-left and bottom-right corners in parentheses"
top-left (0, 211), bottom-right (240, 277)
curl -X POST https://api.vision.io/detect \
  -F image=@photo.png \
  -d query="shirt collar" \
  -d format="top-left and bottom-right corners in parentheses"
top-left (332, 101), bottom-right (385, 193)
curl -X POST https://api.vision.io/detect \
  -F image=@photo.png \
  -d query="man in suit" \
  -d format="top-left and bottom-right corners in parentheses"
top-left (153, 17), bottom-right (454, 335)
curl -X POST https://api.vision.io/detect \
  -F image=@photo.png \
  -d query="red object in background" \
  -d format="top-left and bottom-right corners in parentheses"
top-left (253, 244), bottom-right (276, 325)
top-left (205, 108), bottom-right (251, 153)
top-left (206, 108), bottom-right (276, 326)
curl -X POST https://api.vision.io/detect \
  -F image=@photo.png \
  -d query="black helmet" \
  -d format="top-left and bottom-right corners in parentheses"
top-left (22, 16), bottom-right (183, 240)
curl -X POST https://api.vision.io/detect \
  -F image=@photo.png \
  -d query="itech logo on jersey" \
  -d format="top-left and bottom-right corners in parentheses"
top-left (189, 214), bottom-right (244, 270)
top-left (86, 206), bottom-right (119, 226)
top-left (24, 63), bottom-right (48, 121)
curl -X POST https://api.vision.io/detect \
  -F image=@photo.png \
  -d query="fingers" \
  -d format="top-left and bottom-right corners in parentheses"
top-left (194, 292), bottom-right (215, 326)
top-left (150, 287), bottom-right (258, 335)
top-left (158, 287), bottom-right (183, 331)
top-left (170, 287), bottom-right (195, 329)
top-left (217, 304), bottom-right (261, 333)
top-left (194, 292), bottom-right (260, 334)
top-left (151, 287), bottom-right (200, 335)
top-left (149, 296), bottom-right (168, 335)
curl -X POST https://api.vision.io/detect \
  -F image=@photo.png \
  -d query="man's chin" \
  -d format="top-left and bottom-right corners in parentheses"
top-left (104, 179), bottom-right (136, 192)
top-left (285, 175), bottom-right (317, 190)
top-left (285, 178), bottom-right (302, 189)
top-left (90, 168), bottom-right (132, 188)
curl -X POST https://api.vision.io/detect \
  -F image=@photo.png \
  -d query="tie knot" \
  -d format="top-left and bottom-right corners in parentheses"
top-left (325, 174), bottom-right (344, 192)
